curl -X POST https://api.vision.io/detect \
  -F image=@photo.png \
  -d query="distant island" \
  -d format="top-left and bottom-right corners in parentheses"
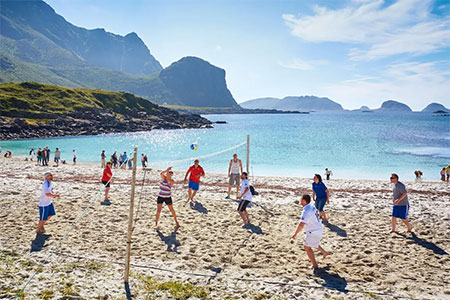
top-left (0, 82), bottom-right (211, 140)
top-left (240, 96), bottom-right (343, 112)
top-left (422, 103), bottom-right (448, 113)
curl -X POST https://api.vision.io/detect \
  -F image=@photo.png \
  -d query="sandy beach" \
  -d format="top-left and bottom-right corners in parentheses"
top-left (0, 156), bottom-right (449, 300)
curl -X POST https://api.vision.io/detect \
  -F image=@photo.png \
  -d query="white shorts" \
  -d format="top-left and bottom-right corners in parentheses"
top-left (304, 230), bottom-right (323, 248)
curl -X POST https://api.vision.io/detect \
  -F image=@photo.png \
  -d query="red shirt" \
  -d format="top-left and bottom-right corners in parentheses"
top-left (102, 166), bottom-right (112, 182)
top-left (188, 165), bottom-right (204, 183)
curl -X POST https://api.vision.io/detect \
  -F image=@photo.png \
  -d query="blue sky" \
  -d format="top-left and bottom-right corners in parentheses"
top-left (46, 0), bottom-right (450, 110)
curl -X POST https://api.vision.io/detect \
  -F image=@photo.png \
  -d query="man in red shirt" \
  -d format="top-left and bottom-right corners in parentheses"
top-left (101, 162), bottom-right (113, 205)
top-left (184, 159), bottom-right (205, 203)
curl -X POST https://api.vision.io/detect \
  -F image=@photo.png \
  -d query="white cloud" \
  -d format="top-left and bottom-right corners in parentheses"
top-left (323, 62), bottom-right (450, 110)
top-left (282, 0), bottom-right (450, 60)
top-left (278, 58), bottom-right (327, 70)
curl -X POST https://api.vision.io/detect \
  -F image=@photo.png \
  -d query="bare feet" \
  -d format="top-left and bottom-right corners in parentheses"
top-left (407, 225), bottom-right (413, 233)
top-left (323, 251), bottom-right (330, 260)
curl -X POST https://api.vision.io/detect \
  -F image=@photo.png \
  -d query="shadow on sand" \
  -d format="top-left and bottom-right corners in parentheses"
top-left (314, 266), bottom-right (348, 293)
top-left (243, 223), bottom-right (263, 235)
top-left (396, 232), bottom-right (448, 255)
top-left (30, 233), bottom-right (51, 253)
top-left (157, 228), bottom-right (181, 253)
top-left (190, 201), bottom-right (208, 214)
top-left (323, 222), bottom-right (347, 237)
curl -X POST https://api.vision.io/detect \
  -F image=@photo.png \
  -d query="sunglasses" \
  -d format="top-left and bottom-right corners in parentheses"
top-left (168, 171), bottom-right (173, 174)
top-left (390, 177), bottom-right (395, 179)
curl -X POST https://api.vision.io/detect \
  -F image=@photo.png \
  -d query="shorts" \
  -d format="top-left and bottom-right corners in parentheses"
top-left (188, 180), bottom-right (200, 191)
top-left (237, 199), bottom-right (250, 212)
top-left (305, 229), bottom-right (323, 248)
top-left (102, 180), bottom-right (110, 188)
top-left (157, 196), bottom-right (173, 205)
top-left (392, 205), bottom-right (409, 220)
top-left (315, 198), bottom-right (327, 212)
top-left (73, 157), bottom-right (76, 162)
top-left (54, 158), bottom-right (59, 162)
top-left (229, 174), bottom-right (240, 186)
top-left (39, 203), bottom-right (56, 221)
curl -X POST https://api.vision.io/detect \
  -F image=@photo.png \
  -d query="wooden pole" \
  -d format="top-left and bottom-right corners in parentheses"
top-left (246, 135), bottom-right (250, 174)
top-left (124, 147), bottom-right (138, 283)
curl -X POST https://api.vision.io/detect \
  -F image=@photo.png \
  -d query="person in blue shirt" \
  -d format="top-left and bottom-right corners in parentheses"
top-left (312, 174), bottom-right (330, 222)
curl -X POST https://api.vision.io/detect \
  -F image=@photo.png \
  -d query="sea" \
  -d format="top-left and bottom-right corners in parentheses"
top-left (1, 112), bottom-right (449, 181)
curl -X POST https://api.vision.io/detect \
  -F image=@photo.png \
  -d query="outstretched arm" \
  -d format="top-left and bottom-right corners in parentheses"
top-left (326, 189), bottom-right (330, 204)
top-left (292, 222), bottom-right (305, 239)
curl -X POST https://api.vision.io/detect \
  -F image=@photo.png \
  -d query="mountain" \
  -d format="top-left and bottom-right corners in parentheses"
top-left (240, 96), bottom-right (343, 111)
top-left (0, 0), bottom-right (238, 108)
top-left (377, 100), bottom-right (412, 112)
top-left (422, 103), bottom-right (448, 112)
top-left (0, 82), bottom-right (211, 140)
top-left (0, 0), bottom-right (162, 75)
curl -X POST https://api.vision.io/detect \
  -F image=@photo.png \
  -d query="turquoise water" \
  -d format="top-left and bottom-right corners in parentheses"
top-left (1, 112), bottom-right (449, 181)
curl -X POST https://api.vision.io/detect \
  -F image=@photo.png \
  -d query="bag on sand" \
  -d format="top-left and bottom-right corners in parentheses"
top-left (250, 185), bottom-right (258, 196)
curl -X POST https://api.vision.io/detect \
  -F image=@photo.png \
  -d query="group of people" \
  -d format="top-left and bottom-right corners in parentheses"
top-left (36, 150), bottom-right (418, 271)
top-left (28, 147), bottom-right (77, 166)
top-left (441, 165), bottom-right (450, 182)
top-left (103, 150), bottom-right (148, 170)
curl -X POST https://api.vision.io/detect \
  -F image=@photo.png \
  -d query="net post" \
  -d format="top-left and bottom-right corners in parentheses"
top-left (246, 135), bottom-right (250, 174)
top-left (124, 147), bottom-right (138, 283)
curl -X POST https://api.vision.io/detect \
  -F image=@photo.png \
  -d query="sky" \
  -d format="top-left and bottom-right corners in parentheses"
top-left (45, 0), bottom-right (450, 110)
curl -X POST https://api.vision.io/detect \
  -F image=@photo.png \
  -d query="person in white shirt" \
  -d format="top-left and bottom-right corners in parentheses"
top-left (72, 149), bottom-right (76, 165)
top-left (226, 153), bottom-right (243, 199)
top-left (37, 172), bottom-right (60, 234)
top-left (292, 194), bottom-right (330, 270)
top-left (236, 172), bottom-right (252, 226)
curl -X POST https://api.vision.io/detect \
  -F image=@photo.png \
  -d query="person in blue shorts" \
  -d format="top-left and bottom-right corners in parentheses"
top-left (184, 159), bottom-right (205, 202)
top-left (390, 174), bottom-right (412, 233)
top-left (37, 172), bottom-right (60, 234)
top-left (312, 174), bottom-right (330, 222)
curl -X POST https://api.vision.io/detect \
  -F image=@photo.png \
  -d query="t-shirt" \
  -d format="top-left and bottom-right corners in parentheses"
top-left (393, 182), bottom-right (408, 206)
top-left (101, 152), bottom-right (106, 159)
top-left (39, 180), bottom-right (54, 207)
top-left (300, 203), bottom-right (323, 232)
top-left (188, 165), bottom-right (204, 183)
top-left (240, 178), bottom-right (252, 201)
top-left (102, 167), bottom-right (112, 182)
top-left (55, 151), bottom-right (61, 159)
top-left (312, 181), bottom-right (328, 199)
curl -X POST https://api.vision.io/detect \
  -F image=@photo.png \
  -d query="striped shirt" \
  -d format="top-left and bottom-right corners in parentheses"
top-left (158, 179), bottom-right (172, 198)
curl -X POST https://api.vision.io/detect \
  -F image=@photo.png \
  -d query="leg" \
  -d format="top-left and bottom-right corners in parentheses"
top-left (155, 204), bottom-right (163, 226)
top-left (321, 211), bottom-right (328, 223)
top-left (391, 217), bottom-right (397, 232)
top-left (238, 210), bottom-right (247, 225)
top-left (167, 205), bottom-right (180, 227)
top-left (187, 188), bottom-right (192, 201)
top-left (317, 245), bottom-right (330, 259)
top-left (304, 246), bottom-right (318, 269)
top-left (402, 219), bottom-right (412, 232)
top-left (227, 185), bottom-right (232, 197)
top-left (236, 185), bottom-right (240, 198)
top-left (105, 187), bottom-right (110, 200)
top-left (243, 209), bottom-right (250, 224)
top-left (191, 190), bottom-right (198, 201)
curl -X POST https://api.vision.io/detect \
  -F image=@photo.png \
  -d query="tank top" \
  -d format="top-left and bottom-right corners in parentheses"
top-left (158, 179), bottom-right (172, 198)
top-left (230, 159), bottom-right (240, 174)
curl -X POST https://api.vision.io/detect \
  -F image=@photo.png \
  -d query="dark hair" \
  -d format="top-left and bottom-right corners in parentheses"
top-left (391, 173), bottom-right (399, 180)
top-left (302, 194), bottom-right (311, 204)
top-left (242, 172), bottom-right (248, 178)
top-left (314, 174), bottom-right (322, 182)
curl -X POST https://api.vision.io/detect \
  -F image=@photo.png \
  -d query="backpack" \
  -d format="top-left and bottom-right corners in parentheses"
top-left (250, 185), bottom-right (258, 196)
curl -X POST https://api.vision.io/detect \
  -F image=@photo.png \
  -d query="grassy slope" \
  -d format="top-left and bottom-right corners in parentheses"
top-left (0, 81), bottom-right (160, 119)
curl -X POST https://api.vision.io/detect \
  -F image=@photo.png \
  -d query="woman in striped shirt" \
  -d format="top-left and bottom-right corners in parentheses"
top-left (155, 167), bottom-right (179, 229)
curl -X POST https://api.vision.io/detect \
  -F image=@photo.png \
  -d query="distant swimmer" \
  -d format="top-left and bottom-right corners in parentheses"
top-left (226, 153), bottom-right (243, 199)
top-left (155, 167), bottom-right (179, 229)
top-left (390, 173), bottom-right (412, 233)
top-left (184, 159), bottom-right (205, 203)
top-left (312, 174), bottom-right (330, 223)
top-left (237, 172), bottom-right (251, 226)
top-left (37, 172), bottom-right (60, 234)
top-left (292, 194), bottom-right (330, 270)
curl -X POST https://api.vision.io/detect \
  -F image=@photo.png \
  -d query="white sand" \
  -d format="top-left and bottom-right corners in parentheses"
top-left (0, 156), bottom-right (449, 299)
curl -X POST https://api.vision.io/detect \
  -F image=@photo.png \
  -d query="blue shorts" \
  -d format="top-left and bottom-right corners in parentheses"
top-left (188, 180), bottom-right (200, 191)
top-left (54, 158), bottom-right (59, 162)
top-left (39, 203), bottom-right (56, 221)
top-left (315, 198), bottom-right (327, 212)
top-left (392, 205), bottom-right (409, 220)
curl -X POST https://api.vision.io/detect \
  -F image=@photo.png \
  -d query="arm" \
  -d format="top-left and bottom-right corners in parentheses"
top-left (239, 160), bottom-right (243, 174)
top-left (184, 168), bottom-right (190, 182)
top-left (292, 222), bottom-right (306, 239)
top-left (394, 192), bottom-right (407, 205)
top-left (312, 190), bottom-right (316, 201)
top-left (228, 160), bottom-right (231, 177)
top-left (160, 167), bottom-right (172, 180)
top-left (326, 189), bottom-right (330, 204)
top-left (237, 187), bottom-right (249, 200)
top-left (45, 192), bottom-right (60, 198)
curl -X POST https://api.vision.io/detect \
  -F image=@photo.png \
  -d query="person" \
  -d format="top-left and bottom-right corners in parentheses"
top-left (45, 147), bottom-right (50, 166)
top-left (29, 148), bottom-right (35, 161)
top-left (121, 152), bottom-right (128, 169)
top-left (226, 153), bottom-right (243, 199)
top-left (390, 174), bottom-right (412, 233)
top-left (4, 150), bottom-right (11, 158)
top-left (54, 148), bottom-right (61, 167)
top-left (441, 167), bottom-right (446, 181)
top-left (111, 151), bottom-right (118, 168)
top-left (101, 150), bottom-right (106, 168)
top-left (37, 148), bottom-right (42, 165)
top-left (37, 172), bottom-right (60, 233)
top-left (414, 170), bottom-right (423, 180)
top-left (292, 194), bottom-right (330, 270)
top-left (42, 146), bottom-right (48, 166)
top-left (155, 167), bottom-right (179, 229)
top-left (143, 154), bottom-right (148, 167)
top-left (184, 159), bottom-right (205, 202)
top-left (446, 165), bottom-right (450, 182)
top-left (312, 174), bottom-right (330, 222)
top-left (325, 168), bottom-right (333, 180)
top-left (141, 154), bottom-right (147, 168)
top-left (128, 157), bottom-right (133, 169)
top-left (72, 149), bottom-right (77, 165)
top-left (236, 172), bottom-right (252, 226)
top-left (101, 162), bottom-right (113, 204)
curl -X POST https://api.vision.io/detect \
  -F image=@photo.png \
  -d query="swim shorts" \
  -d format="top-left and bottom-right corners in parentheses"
top-left (157, 196), bottom-right (173, 205)
top-left (39, 203), bottom-right (56, 221)
top-left (188, 180), bottom-right (200, 191)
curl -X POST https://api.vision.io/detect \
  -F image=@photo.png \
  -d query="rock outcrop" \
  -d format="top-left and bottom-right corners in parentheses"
top-left (377, 100), bottom-right (412, 112)
top-left (240, 96), bottom-right (343, 111)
